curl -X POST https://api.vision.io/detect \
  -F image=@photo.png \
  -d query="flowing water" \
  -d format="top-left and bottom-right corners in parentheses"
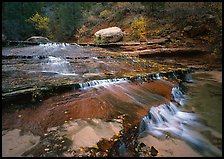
top-left (2, 43), bottom-right (222, 157)
top-left (138, 72), bottom-right (222, 157)
top-left (41, 56), bottom-right (77, 75)
top-left (79, 78), bottom-right (128, 89)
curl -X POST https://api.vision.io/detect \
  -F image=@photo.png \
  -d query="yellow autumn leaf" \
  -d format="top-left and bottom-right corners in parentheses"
top-left (92, 145), bottom-right (99, 149)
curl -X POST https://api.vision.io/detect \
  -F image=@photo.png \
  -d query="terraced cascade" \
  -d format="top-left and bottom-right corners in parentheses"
top-left (41, 56), bottom-right (77, 76)
top-left (137, 86), bottom-right (221, 157)
top-left (2, 43), bottom-right (221, 157)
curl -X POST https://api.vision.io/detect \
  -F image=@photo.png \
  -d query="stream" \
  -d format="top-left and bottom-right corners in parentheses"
top-left (2, 43), bottom-right (222, 157)
top-left (138, 73), bottom-right (222, 157)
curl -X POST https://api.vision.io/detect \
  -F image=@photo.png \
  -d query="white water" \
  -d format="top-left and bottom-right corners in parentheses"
top-left (154, 73), bottom-right (162, 80)
top-left (39, 42), bottom-right (70, 47)
top-left (139, 86), bottom-right (222, 157)
top-left (78, 73), bottom-right (163, 90)
top-left (79, 78), bottom-right (129, 90)
top-left (171, 86), bottom-right (187, 106)
top-left (42, 56), bottom-right (77, 75)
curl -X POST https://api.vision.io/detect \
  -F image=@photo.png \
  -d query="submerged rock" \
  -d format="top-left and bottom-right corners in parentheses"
top-left (60, 118), bottom-right (122, 150)
top-left (2, 129), bottom-right (40, 157)
top-left (151, 146), bottom-right (158, 156)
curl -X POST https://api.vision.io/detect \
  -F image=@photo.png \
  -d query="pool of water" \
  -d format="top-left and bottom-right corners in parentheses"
top-left (136, 71), bottom-right (222, 157)
top-left (182, 71), bottom-right (222, 156)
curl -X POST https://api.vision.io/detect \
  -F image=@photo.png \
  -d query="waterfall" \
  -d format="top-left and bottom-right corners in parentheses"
top-left (138, 86), bottom-right (222, 156)
top-left (154, 73), bottom-right (162, 80)
top-left (171, 86), bottom-right (186, 106)
top-left (79, 78), bottom-right (128, 90)
top-left (42, 56), bottom-right (77, 75)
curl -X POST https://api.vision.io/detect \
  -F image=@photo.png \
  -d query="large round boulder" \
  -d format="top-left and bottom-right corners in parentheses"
top-left (94, 27), bottom-right (124, 43)
top-left (25, 36), bottom-right (50, 43)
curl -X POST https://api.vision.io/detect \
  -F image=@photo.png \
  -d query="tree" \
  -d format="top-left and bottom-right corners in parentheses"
top-left (41, 2), bottom-right (83, 41)
top-left (2, 2), bottom-right (43, 40)
top-left (27, 12), bottom-right (51, 38)
top-left (2, 2), bottom-right (83, 41)
top-left (141, 2), bottom-right (166, 14)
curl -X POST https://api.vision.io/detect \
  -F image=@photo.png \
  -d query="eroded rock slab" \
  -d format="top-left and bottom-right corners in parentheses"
top-left (60, 118), bottom-right (122, 149)
top-left (138, 135), bottom-right (202, 157)
top-left (2, 129), bottom-right (40, 157)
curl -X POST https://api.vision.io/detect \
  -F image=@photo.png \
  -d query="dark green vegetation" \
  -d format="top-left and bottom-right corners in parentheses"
top-left (2, 2), bottom-right (83, 41)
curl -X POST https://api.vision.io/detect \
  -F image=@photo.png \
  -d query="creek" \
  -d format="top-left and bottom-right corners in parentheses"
top-left (2, 43), bottom-right (222, 157)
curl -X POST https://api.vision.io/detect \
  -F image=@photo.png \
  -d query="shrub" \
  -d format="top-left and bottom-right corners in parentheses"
top-left (27, 12), bottom-right (52, 38)
top-left (130, 16), bottom-right (147, 40)
top-left (28, 12), bottom-right (50, 32)
top-left (94, 35), bottom-right (106, 44)
top-left (99, 9), bottom-right (112, 18)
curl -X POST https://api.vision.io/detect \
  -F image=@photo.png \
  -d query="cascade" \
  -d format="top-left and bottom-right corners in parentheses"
top-left (138, 86), bottom-right (221, 156)
top-left (42, 56), bottom-right (77, 75)
top-left (79, 78), bottom-right (128, 89)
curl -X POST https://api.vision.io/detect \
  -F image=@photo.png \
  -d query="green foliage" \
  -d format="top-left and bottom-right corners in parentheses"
top-left (141, 2), bottom-right (166, 13)
top-left (208, 2), bottom-right (222, 30)
top-left (44, 2), bottom-right (83, 41)
top-left (27, 12), bottom-right (52, 38)
top-left (114, 9), bottom-right (128, 22)
top-left (94, 35), bottom-right (106, 44)
top-left (99, 9), bottom-right (112, 18)
top-left (80, 2), bottom-right (93, 12)
top-left (2, 2), bottom-right (222, 45)
top-left (2, 2), bottom-right (83, 41)
top-left (130, 16), bottom-right (147, 40)
top-left (28, 12), bottom-right (50, 30)
top-left (2, 2), bottom-right (43, 40)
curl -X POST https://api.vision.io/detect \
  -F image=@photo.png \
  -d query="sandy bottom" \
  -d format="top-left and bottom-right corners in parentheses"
top-left (2, 129), bottom-right (40, 157)
top-left (193, 70), bottom-right (222, 83)
top-left (2, 118), bottom-right (122, 157)
top-left (59, 118), bottom-right (123, 150)
top-left (138, 135), bottom-right (202, 157)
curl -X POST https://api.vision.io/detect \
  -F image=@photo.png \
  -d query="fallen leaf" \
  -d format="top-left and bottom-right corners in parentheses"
top-left (92, 145), bottom-right (99, 149)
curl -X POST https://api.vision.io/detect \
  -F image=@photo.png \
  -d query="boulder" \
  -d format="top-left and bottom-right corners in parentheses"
top-left (25, 36), bottom-right (50, 43)
top-left (150, 146), bottom-right (158, 156)
top-left (183, 25), bottom-right (193, 32)
top-left (94, 27), bottom-right (124, 43)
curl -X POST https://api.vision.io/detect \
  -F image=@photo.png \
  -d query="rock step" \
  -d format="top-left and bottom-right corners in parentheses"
top-left (78, 38), bottom-right (169, 47)
top-left (3, 40), bottom-right (47, 46)
top-left (2, 69), bottom-right (191, 106)
top-left (3, 41), bottom-right (79, 47)
top-left (2, 55), bottom-right (138, 60)
top-left (121, 47), bottom-right (208, 57)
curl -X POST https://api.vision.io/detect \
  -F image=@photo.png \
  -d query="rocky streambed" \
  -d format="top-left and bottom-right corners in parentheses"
top-left (2, 43), bottom-right (222, 157)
